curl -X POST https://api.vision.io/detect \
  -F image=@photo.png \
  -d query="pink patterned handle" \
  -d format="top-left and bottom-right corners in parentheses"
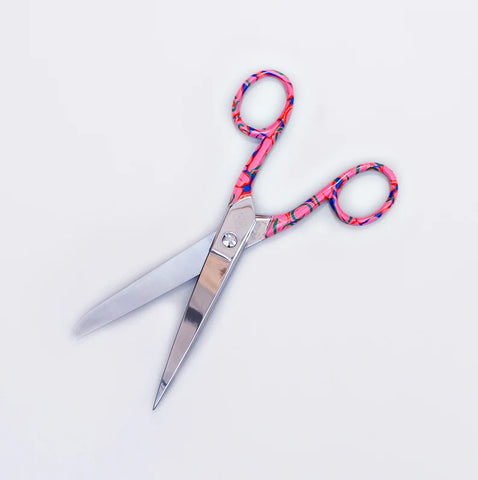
top-left (230, 71), bottom-right (398, 237)
top-left (266, 162), bottom-right (398, 237)
top-left (230, 70), bottom-right (294, 204)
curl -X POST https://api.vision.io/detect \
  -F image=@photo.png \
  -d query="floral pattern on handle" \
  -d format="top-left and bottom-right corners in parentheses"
top-left (265, 162), bottom-right (398, 237)
top-left (230, 70), bottom-right (294, 204)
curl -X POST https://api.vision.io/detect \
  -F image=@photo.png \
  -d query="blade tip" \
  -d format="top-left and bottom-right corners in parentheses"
top-left (153, 382), bottom-right (167, 410)
top-left (72, 323), bottom-right (88, 338)
top-left (72, 319), bottom-right (94, 338)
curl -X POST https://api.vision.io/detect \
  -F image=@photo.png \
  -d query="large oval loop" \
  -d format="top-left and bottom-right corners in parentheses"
top-left (265, 163), bottom-right (398, 237)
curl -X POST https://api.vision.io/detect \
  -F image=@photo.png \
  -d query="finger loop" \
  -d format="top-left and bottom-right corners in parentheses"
top-left (232, 70), bottom-right (294, 141)
top-left (330, 163), bottom-right (398, 226)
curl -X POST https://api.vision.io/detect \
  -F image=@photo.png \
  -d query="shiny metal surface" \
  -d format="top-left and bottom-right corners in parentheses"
top-left (153, 198), bottom-right (256, 408)
top-left (74, 233), bottom-right (215, 336)
top-left (75, 215), bottom-right (271, 336)
top-left (246, 215), bottom-right (272, 247)
top-left (153, 251), bottom-right (231, 407)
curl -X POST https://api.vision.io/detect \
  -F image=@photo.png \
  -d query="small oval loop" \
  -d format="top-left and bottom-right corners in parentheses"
top-left (329, 163), bottom-right (398, 225)
top-left (232, 70), bottom-right (294, 140)
top-left (229, 71), bottom-right (295, 205)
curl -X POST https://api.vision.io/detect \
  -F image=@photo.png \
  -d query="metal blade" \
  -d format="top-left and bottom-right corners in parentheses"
top-left (74, 216), bottom-right (271, 337)
top-left (153, 251), bottom-right (234, 407)
top-left (153, 197), bottom-right (256, 408)
top-left (74, 233), bottom-right (215, 336)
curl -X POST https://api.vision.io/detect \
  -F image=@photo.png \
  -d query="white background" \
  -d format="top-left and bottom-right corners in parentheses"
top-left (1, 1), bottom-right (477, 479)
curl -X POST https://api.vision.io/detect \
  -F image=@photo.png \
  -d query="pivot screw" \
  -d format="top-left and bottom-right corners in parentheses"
top-left (222, 232), bottom-right (238, 248)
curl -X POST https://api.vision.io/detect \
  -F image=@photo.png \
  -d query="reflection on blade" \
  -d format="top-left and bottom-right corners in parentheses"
top-left (74, 233), bottom-right (215, 336)
top-left (153, 252), bottom-right (233, 408)
top-left (74, 216), bottom-right (272, 338)
top-left (153, 196), bottom-right (258, 408)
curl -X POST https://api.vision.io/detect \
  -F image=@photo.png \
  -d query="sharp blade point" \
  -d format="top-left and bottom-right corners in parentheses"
top-left (153, 381), bottom-right (167, 410)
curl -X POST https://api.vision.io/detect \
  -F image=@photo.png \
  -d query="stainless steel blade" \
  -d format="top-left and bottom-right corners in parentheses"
top-left (153, 251), bottom-right (233, 407)
top-left (154, 197), bottom-right (257, 407)
top-left (74, 233), bottom-right (215, 336)
top-left (74, 216), bottom-right (272, 337)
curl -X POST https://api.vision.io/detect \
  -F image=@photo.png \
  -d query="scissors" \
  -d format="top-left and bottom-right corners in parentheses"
top-left (75, 70), bottom-right (399, 409)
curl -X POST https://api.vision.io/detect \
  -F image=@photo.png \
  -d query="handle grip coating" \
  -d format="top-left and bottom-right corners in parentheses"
top-left (229, 71), bottom-right (398, 237)
top-left (265, 162), bottom-right (398, 238)
top-left (230, 70), bottom-right (294, 205)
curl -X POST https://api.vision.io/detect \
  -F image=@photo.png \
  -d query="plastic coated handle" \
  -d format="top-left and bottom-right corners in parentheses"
top-left (230, 70), bottom-right (294, 205)
top-left (265, 162), bottom-right (398, 238)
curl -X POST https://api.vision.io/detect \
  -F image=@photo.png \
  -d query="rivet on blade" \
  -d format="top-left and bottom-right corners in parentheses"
top-left (221, 232), bottom-right (238, 248)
